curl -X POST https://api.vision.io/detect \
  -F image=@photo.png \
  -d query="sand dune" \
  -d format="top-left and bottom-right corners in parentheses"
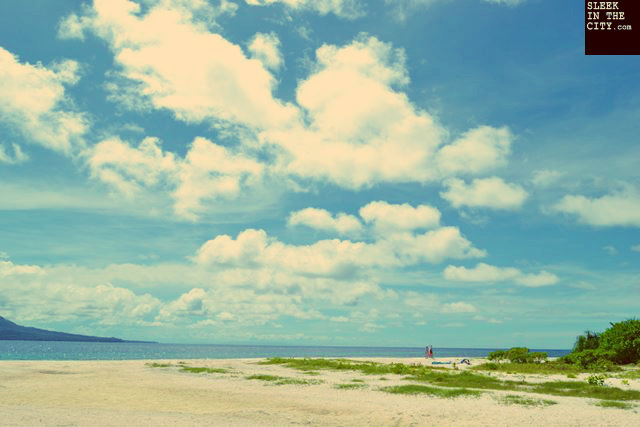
top-left (0, 358), bottom-right (638, 427)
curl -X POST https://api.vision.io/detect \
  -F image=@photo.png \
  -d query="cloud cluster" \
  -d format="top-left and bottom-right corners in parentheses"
top-left (88, 136), bottom-right (262, 220)
top-left (0, 47), bottom-right (88, 155)
top-left (441, 177), bottom-right (528, 210)
top-left (443, 262), bottom-right (559, 287)
top-left (553, 187), bottom-right (640, 227)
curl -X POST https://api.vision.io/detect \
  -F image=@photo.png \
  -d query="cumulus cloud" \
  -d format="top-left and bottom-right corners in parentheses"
top-left (632, 245), bottom-right (640, 253)
top-left (244, 0), bottom-right (363, 19)
top-left (359, 201), bottom-right (440, 233)
top-left (248, 32), bottom-right (283, 71)
top-left (87, 135), bottom-right (262, 220)
top-left (0, 47), bottom-right (88, 155)
top-left (553, 187), bottom-right (640, 227)
top-left (288, 208), bottom-right (363, 235)
top-left (173, 137), bottom-right (263, 220)
top-left (72, 0), bottom-right (298, 129)
top-left (436, 126), bottom-right (512, 176)
top-left (264, 35), bottom-right (449, 188)
top-left (443, 263), bottom-right (559, 287)
top-left (440, 177), bottom-right (528, 210)
top-left (196, 204), bottom-right (484, 275)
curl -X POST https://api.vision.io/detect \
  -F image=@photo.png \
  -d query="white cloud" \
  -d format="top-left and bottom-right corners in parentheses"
top-left (75, 0), bottom-right (298, 129)
top-left (531, 169), bottom-right (563, 187)
top-left (553, 188), bottom-right (640, 227)
top-left (514, 271), bottom-right (559, 287)
top-left (288, 208), bottom-right (363, 235)
top-left (264, 35), bottom-right (450, 188)
top-left (443, 263), bottom-right (520, 282)
top-left (440, 177), bottom-right (528, 210)
top-left (602, 245), bottom-right (617, 256)
top-left (196, 204), bottom-right (484, 275)
top-left (443, 263), bottom-right (559, 287)
top-left (436, 126), bottom-right (512, 176)
top-left (87, 135), bottom-right (263, 220)
top-left (359, 201), bottom-right (440, 233)
top-left (248, 32), bottom-right (283, 71)
top-left (173, 137), bottom-right (263, 220)
top-left (0, 260), bottom-right (42, 277)
top-left (442, 301), bottom-right (476, 313)
top-left (0, 143), bottom-right (29, 164)
top-left (0, 47), bottom-right (88, 155)
top-left (632, 245), bottom-right (640, 253)
top-left (88, 136), bottom-right (178, 197)
top-left (244, 0), bottom-right (363, 19)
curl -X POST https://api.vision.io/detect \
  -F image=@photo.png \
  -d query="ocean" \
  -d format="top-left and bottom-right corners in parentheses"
top-left (0, 341), bottom-right (571, 361)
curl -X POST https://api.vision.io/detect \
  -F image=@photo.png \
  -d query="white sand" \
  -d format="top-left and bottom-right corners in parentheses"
top-left (0, 358), bottom-right (638, 427)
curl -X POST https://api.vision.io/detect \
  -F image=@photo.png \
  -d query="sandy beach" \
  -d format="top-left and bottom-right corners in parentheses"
top-left (0, 357), bottom-right (638, 427)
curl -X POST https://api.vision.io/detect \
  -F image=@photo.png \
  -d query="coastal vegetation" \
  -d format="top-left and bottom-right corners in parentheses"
top-left (263, 358), bottom-right (640, 401)
top-left (497, 395), bottom-right (557, 407)
top-left (245, 374), bottom-right (322, 385)
top-left (560, 319), bottom-right (640, 369)
top-left (381, 385), bottom-right (482, 398)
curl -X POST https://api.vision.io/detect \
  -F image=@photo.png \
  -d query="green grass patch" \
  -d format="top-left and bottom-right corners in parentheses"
top-left (261, 357), bottom-right (439, 376)
top-left (145, 362), bottom-right (172, 368)
top-left (473, 362), bottom-right (583, 375)
top-left (351, 378), bottom-right (365, 382)
top-left (180, 366), bottom-right (228, 374)
top-left (497, 394), bottom-right (557, 407)
top-left (595, 400), bottom-right (635, 409)
top-left (618, 369), bottom-right (640, 379)
top-left (264, 358), bottom-right (640, 402)
top-left (528, 380), bottom-right (640, 401)
top-left (335, 383), bottom-right (368, 390)
top-left (245, 374), bottom-right (322, 385)
top-left (382, 385), bottom-right (482, 398)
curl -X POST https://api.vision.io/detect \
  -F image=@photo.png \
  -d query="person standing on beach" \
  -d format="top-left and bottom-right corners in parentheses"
top-left (428, 345), bottom-right (433, 358)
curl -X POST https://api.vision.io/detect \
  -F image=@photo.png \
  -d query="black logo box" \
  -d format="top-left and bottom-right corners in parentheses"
top-left (585, 0), bottom-right (640, 55)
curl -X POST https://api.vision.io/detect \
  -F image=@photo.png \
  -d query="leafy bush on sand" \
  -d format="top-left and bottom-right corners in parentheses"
top-left (487, 348), bottom-right (547, 364)
top-left (561, 319), bottom-right (640, 369)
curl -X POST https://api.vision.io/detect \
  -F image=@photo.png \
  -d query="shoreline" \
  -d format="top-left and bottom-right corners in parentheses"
top-left (1, 358), bottom-right (638, 427)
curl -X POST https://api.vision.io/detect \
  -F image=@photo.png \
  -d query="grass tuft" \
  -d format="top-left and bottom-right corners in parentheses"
top-left (335, 383), bottom-right (368, 390)
top-left (145, 362), bottom-right (172, 368)
top-left (595, 400), bottom-right (635, 409)
top-left (180, 366), bottom-right (228, 374)
top-left (245, 374), bottom-right (322, 385)
top-left (382, 385), bottom-right (482, 398)
top-left (497, 394), bottom-right (557, 407)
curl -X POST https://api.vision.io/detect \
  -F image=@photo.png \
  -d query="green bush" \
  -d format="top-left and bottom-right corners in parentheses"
top-left (563, 349), bottom-right (616, 370)
top-left (598, 319), bottom-right (640, 365)
top-left (488, 348), bottom-right (547, 364)
top-left (574, 331), bottom-right (600, 353)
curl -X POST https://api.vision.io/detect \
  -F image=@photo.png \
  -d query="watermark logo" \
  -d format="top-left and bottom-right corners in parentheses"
top-left (585, 1), bottom-right (639, 55)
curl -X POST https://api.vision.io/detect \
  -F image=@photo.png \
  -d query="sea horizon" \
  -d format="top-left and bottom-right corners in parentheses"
top-left (0, 340), bottom-right (571, 361)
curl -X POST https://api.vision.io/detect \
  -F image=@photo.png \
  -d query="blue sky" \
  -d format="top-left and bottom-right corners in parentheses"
top-left (0, 0), bottom-right (638, 348)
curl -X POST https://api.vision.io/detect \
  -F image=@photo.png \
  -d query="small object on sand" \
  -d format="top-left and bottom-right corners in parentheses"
top-left (459, 359), bottom-right (471, 365)
top-left (431, 361), bottom-right (452, 365)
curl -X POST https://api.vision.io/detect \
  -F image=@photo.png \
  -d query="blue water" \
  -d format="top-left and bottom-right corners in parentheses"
top-left (0, 341), bottom-right (571, 361)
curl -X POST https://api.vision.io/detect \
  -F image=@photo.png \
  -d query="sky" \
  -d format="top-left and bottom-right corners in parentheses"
top-left (0, 0), bottom-right (638, 349)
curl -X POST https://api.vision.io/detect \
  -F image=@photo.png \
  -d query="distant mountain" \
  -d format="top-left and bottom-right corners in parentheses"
top-left (0, 316), bottom-right (151, 343)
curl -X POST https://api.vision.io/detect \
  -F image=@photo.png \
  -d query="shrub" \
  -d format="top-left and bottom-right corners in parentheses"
top-left (574, 331), bottom-right (600, 353)
top-left (587, 374), bottom-right (606, 386)
top-left (563, 349), bottom-right (616, 370)
top-left (488, 348), bottom-right (547, 364)
top-left (598, 319), bottom-right (640, 365)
